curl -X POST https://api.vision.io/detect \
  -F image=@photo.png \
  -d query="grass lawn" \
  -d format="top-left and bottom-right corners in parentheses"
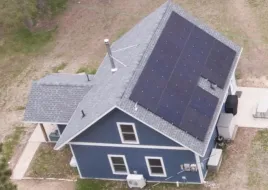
top-left (2, 126), bottom-right (26, 160)
top-left (26, 143), bottom-right (78, 179)
top-left (76, 67), bottom-right (97, 75)
top-left (52, 62), bottom-right (68, 73)
top-left (247, 129), bottom-right (268, 189)
top-left (75, 179), bottom-right (204, 190)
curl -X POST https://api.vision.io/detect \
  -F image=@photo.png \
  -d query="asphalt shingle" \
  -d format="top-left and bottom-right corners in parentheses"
top-left (24, 74), bottom-right (93, 123)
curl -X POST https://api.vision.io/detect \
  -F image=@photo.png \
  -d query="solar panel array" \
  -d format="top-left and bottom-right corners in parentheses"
top-left (130, 12), bottom-right (236, 141)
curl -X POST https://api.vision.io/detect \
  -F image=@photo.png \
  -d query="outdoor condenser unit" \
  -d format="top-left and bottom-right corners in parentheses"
top-left (127, 174), bottom-right (146, 189)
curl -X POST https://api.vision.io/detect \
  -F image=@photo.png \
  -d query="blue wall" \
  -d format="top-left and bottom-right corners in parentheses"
top-left (72, 108), bottom-right (181, 147)
top-left (72, 145), bottom-right (200, 183)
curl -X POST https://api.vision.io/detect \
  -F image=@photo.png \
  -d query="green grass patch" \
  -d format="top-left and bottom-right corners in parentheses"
top-left (76, 67), bottom-right (97, 75)
top-left (235, 70), bottom-right (242, 80)
top-left (47, 0), bottom-right (68, 16)
top-left (75, 179), bottom-right (125, 190)
top-left (14, 106), bottom-right (26, 111)
top-left (2, 126), bottom-right (26, 160)
top-left (52, 62), bottom-right (67, 73)
top-left (247, 129), bottom-right (268, 189)
top-left (0, 27), bottom-right (56, 55)
top-left (26, 143), bottom-right (78, 179)
top-left (252, 129), bottom-right (268, 151)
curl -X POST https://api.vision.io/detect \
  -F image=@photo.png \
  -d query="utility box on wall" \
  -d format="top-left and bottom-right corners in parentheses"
top-left (207, 148), bottom-right (223, 172)
top-left (217, 113), bottom-right (237, 140)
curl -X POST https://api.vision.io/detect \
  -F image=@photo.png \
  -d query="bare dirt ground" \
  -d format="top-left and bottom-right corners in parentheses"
top-left (0, 0), bottom-right (267, 189)
top-left (211, 128), bottom-right (258, 190)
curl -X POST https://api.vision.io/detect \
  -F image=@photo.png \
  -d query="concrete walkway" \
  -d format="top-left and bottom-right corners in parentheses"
top-left (12, 126), bottom-right (45, 180)
top-left (236, 87), bottom-right (268, 128)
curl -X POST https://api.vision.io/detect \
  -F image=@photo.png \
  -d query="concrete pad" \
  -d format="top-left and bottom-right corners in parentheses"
top-left (12, 141), bottom-right (40, 180)
top-left (12, 127), bottom-right (43, 180)
top-left (236, 87), bottom-right (268, 128)
top-left (28, 125), bottom-right (45, 142)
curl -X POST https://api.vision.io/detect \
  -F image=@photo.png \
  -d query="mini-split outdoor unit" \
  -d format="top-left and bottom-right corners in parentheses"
top-left (127, 174), bottom-right (146, 189)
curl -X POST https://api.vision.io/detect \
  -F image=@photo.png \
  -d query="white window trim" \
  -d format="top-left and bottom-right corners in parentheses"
top-left (108, 154), bottom-right (129, 175)
top-left (117, 122), bottom-right (140, 144)
top-left (145, 156), bottom-right (167, 177)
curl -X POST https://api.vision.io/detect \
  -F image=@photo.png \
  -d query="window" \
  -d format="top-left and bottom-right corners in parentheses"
top-left (117, 122), bottom-right (139, 144)
top-left (108, 155), bottom-right (129, 175)
top-left (145, 157), bottom-right (167, 177)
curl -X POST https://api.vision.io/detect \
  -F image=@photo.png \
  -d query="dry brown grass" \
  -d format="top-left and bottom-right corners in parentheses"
top-left (25, 143), bottom-right (78, 179)
top-left (247, 129), bottom-right (268, 190)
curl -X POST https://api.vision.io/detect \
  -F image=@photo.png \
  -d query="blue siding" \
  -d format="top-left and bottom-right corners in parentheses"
top-left (57, 124), bottom-right (66, 134)
top-left (72, 145), bottom-right (200, 183)
top-left (199, 126), bottom-right (218, 177)
top-left (72, 108), bottom-right (181, 147)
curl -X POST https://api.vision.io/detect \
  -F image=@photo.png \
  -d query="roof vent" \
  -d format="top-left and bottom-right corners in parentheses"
top-left (210, 83), bottom-right (217, 90)
top-left (81, 110), bottom-right (86, 118)
top-left (86, 74), bottom-right (90, 81)
top-left (104, 39), bottom-right (117, 73)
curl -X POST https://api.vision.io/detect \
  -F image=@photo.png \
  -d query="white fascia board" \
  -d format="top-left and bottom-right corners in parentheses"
top-left (195, 153), bottom-right (204, 183)
top-left (69, 142), bottom-right (188, 150)
top-left (55, 106), bottom-right (116, 150)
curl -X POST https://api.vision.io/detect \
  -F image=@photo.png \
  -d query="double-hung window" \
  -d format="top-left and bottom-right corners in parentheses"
top-left (117, 122), bottom-right (139, 144)
top-left (145, 157), bottom-right (167, 177)
top-left (108, 155), bottom-right (129, 175)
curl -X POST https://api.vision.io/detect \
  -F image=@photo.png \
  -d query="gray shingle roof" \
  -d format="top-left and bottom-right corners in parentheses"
top-left (24, 74), bottom-right (93, 123)
top-left (37, 73), bottom-right (94, 86)
top-left (53, 2), bottom-right (242, 156)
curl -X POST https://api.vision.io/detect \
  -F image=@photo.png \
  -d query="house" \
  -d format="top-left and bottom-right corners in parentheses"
top-left (24, 1), bottom-right (242, 185)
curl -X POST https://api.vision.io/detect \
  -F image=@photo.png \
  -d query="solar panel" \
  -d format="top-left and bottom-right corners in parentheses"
top-left (130, 11), bottom-right (236, 141)
top-left (180, 107), bottom-right (211, 140)
top-left (201, 39), bottom-right (236, 88)
top-left (190, 87), bottom-right (218, 118)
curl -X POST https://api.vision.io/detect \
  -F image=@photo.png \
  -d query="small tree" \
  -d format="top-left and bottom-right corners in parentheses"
top-left (0, 143), bottom-right (17, 190)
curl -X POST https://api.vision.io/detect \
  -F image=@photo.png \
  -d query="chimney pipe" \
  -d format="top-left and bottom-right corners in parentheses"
top-left (104, 39), bottom-right (117, 73)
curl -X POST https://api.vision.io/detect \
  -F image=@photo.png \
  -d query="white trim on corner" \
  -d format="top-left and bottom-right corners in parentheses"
top-left (202, 47), bottom-right (243, 157)
top-left (107, 154), bottom-right (129, 175)
top-left (195, 153), bottom-right (204, 183)
top-left (55, 106), bottom-right (117, 150)
top-left (117, 122), bottom-right (140, 144)
top-left (69, 142), bottom-right (188, 150)
top-left (69, 144), bottom-right (83, 178)
top-left (204, 170), bottom-right (208, 180)
top-left (145, 156), bottom-right (167, 177)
